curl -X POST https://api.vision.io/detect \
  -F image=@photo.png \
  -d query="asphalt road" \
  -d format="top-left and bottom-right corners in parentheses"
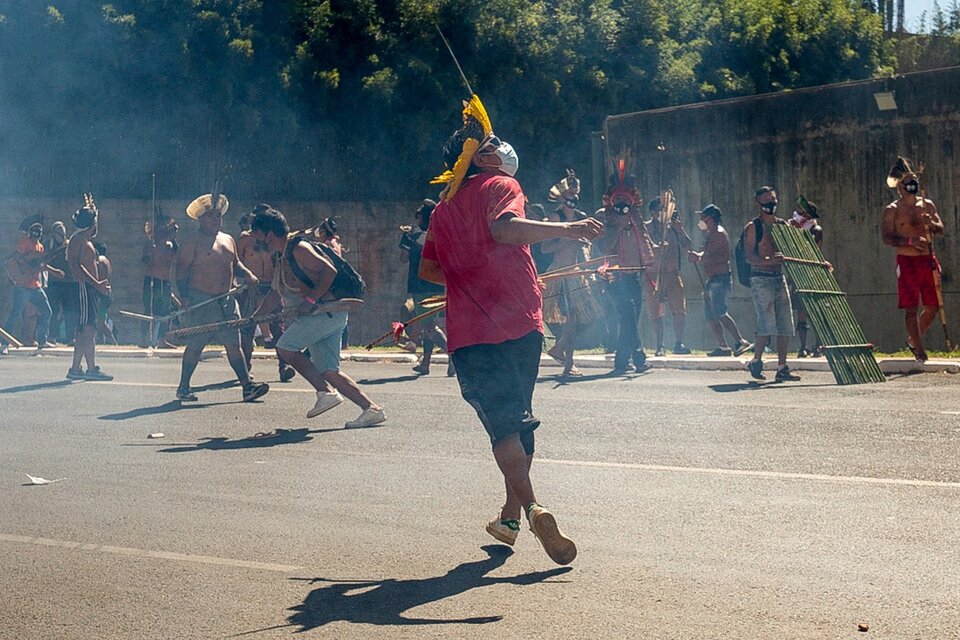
top-left (1, 355), bottom-right (958, 639)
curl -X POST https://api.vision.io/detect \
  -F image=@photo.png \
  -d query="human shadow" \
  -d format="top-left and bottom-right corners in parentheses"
top-left (544, 371), bottom-right (614, 387)
top-left (709, 381), bottom-right (833, 393)
top-left (0, 379), bottom-right (74, 394)
top-left (192, 379), bottom-right (243, 392)
top-left (356, 374), bottom-right (420, 385)
top-left (155, 424), bottom-right (383, 453)
top-left (279, 545), bottom-right (571, 632)
top-left (98, 399), bottom-right (235, 421)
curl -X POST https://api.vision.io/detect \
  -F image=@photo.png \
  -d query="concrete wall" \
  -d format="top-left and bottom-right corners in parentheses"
top-left (604, 67), bottom-right (960, 352)
top-left (0, 199), bottom-right (418, 346)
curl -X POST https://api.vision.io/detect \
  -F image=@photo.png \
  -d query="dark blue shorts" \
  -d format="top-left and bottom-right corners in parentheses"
top-left (451, 331), bottom-right (543, 453)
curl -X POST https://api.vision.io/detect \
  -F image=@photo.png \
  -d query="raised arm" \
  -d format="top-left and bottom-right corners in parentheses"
top-left (489, 215), bottom-right (602, 246)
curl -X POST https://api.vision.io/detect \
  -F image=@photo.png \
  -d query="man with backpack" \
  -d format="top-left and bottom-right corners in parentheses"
top-left (250, 206), bottom-right (386, 428)
top-left (740, 187), bottom-right (800, 382)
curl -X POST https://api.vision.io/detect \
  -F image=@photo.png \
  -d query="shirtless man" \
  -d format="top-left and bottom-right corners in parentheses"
top-left (141, 215), bottom-right (178, 347)
top-left (65, 205), bottom-right (113, 380)
top-left (94, 242), bottom-right (117, 344)
top-left (599, 185), bottom-right (655, 375)
top-left (645, 197), bottom-right (693, 356)
top-left (237, 207), bottom-right (294, 381)
top-left (172, 193), bottom-right (269, 402)
top-left (542, 172), bottom-right (601, 377)
top-left (743, 186), bottom-right (799, 382)
top-left (788, 196), bottom-right (824, 357)
top-left (688, 204), bottom-right (752, 357)
top-left (881, 157), bottom-right (945, 362)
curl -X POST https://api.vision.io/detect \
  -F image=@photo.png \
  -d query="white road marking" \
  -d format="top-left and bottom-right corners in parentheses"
top-left (536, 457), bottom-right (960, 489)
top-left (0, 533), bottom-right (302, 573)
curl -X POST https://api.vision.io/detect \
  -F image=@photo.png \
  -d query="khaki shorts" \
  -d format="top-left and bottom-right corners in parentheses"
top-left (645, 272), bottom-right (686, 319)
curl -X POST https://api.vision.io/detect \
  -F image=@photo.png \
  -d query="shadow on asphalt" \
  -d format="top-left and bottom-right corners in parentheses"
top-left (151, 425), bottom-right (385, 453)
top-left (98, 399), bottom-right (237, 421)
top-left (356, 374), bottom-right (421, 385)
top-left (709, 381), bottom-right (834, 392)
top-left (232, 545), bottom-right (571, 635)
top-left (0, 379), bottom-right (74, 394)
top-left (540, 368), bottom-right (652, 387)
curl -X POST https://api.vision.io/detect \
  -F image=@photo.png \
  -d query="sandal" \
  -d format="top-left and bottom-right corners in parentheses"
top-left (561, 367), bottom-right (583, 378)
top-left (905, 340), bottom-right (927, 361)
top-left (546, 346), bottom-right (565, 366)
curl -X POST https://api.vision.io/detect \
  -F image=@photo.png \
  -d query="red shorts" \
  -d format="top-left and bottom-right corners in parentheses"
top-left (896, 254), bottom-right (940, 309)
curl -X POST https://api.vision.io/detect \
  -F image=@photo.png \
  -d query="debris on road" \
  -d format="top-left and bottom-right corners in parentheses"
top-left (858, 622), bottom-right (870, 632)
top-left (25, 474), bottom-right (66, 485)
top-left (148, 432), bottom-right (165, 439)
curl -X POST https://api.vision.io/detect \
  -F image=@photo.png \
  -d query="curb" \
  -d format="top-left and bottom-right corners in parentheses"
top-left (3, 346), bottom-right (957, 374)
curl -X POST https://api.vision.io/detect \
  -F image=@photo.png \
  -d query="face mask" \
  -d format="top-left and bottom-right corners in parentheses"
top-left (793, 212), bottom-right (816, 230)
top-left (614, 204), bottom-right (630, 216)
top-left (697, 219), bottom-right (708, 231)
top-left (494, 141), bottom-right (519, 177)
top-left (761, 202), bottom-right (777, 214)
top-left (904, 180), bottom-right (919, 194)
top-left (564, 198), bottom-right (579, 209)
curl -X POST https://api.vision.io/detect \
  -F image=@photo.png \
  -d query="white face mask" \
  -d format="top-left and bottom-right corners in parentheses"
top-left (494, 141), bottom-right (519, 177)
top-left (792, 211), bottom-right (815, 230)
top-left (697, 219), bottom-right (708, 231)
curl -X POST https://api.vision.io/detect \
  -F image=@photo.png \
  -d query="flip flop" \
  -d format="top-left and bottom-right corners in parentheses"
top-left (546, 347), bottom-right (565, 366)
top-left (905, 340), bottom-right (926, 360)
top-left (561, 367), bottom-right (584, 378)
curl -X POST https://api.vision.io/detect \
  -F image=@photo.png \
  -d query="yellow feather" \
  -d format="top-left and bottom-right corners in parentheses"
top-left (465, 94), bottom-right (492, 135)
top-left (430, 170), bottom-right (455, 185)
top-left (441, 138), bottom-right (479, 201)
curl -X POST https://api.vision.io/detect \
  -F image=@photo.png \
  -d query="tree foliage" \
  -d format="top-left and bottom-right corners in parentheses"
top-left (0, 0), bottom-right (893, 200)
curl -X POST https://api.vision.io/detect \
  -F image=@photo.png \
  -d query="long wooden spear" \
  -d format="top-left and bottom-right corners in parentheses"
top-left (119, 284), bottom-right (248, 324)
top-left (166, 298), bottom-right (362, 341)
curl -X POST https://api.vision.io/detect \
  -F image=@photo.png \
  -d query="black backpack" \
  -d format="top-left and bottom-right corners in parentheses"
top-left (285, 235), bottom-right (365, 300)
top-left (734, 218), bottom-right (762, 287)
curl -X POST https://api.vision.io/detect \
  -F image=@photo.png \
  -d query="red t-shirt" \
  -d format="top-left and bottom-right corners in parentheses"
top-left (422, 173), bottom-right (543, 352)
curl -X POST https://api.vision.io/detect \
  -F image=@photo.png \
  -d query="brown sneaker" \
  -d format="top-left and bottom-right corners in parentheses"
top-left (526, 504), bottom-right (577, 565)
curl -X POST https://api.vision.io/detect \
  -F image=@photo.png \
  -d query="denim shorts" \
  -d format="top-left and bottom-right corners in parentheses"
top-left (276, 309), bottom-right (347, 372)
top-left (704, 273), bottom-right (732, 321)
top-left (749, 274), bottom-right (795, 337)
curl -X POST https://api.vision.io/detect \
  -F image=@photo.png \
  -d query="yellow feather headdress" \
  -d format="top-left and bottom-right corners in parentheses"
top-left (431, 94), bottom-right (494, 201)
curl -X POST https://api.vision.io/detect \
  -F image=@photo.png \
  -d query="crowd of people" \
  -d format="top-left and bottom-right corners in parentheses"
top-left (0, 89), bottom-right (945, 566)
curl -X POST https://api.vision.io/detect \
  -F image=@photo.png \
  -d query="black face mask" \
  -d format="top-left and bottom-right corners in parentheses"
top-left (614, 204), bottom-right (630, 216)
top-left (761, 202), bottom-right (778, 214)
top-left (904, 180), bottom-right (919, 194)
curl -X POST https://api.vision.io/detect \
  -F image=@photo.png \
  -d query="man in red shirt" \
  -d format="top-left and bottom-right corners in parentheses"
top-left (420, 97), bottom-right (601, 565)
top-left (3, 221), bottom-right (62, 350)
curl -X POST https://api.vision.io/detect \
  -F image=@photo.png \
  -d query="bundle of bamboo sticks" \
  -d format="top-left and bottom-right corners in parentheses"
top-left (770, 225), bottom-right (885, 385)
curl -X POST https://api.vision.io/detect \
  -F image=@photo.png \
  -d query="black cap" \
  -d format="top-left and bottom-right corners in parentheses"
top-left (698, 204), bottom-right (722, 220)
top-left (416, 199), bottom-right (437, 218)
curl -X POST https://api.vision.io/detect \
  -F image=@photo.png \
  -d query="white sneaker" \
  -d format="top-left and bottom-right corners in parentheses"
top-left (306, 391), bottom-right (343, 418)
top-left (345, 406), bottom-right (386, 428)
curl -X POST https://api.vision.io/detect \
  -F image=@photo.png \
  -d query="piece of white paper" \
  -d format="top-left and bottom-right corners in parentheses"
top-left (25, 474), bottom-right (66, 485)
